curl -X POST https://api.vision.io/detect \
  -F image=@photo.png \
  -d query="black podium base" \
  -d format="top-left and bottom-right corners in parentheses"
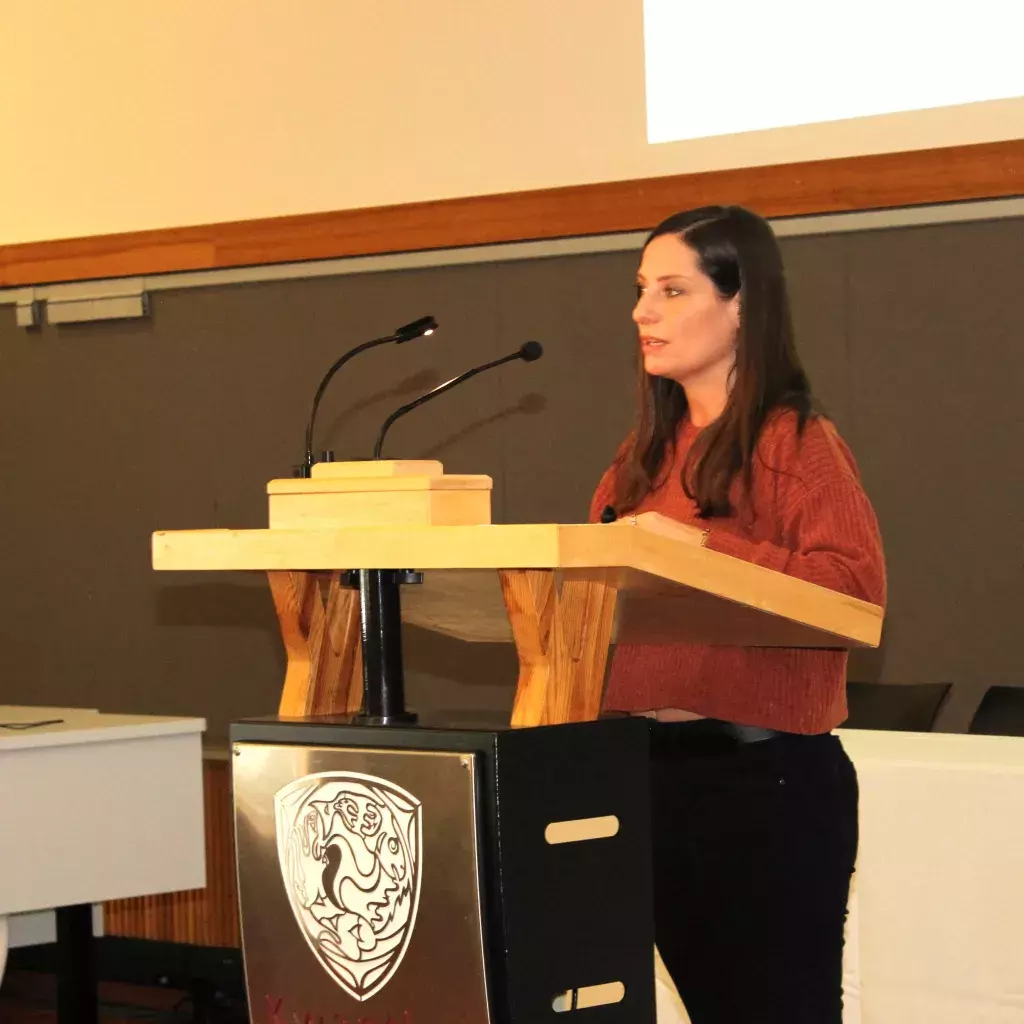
top-left (230, 712), bottom-right (654, 1024)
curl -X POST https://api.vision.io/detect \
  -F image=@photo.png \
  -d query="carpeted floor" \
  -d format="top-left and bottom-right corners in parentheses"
top-left (0, 939), bottom-right (248, 1023)
top-left (0, 970), bottom-right (193, 1023)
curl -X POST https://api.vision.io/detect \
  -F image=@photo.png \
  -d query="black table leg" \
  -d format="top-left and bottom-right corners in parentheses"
top-left (56, 904), bottom-right (97, 1024)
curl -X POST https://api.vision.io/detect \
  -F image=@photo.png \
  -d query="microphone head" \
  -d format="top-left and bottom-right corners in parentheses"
top-left (394, 315), bottom-right (438, 343)
top-left (518, 340), bottom-right (544, 362)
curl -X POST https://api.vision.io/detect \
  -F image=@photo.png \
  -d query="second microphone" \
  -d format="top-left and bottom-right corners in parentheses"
top-left (373, 342), bottom-right (544, 459)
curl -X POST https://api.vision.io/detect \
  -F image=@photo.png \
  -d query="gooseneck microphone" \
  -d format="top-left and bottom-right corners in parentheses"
top-left (372, 341), bottom-right (544, 459)
top-left (300, 315), bottom-right (438, 476)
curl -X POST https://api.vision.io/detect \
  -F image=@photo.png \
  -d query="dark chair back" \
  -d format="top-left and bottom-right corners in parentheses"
top-left (845, 681), bottom-right (952, 732)
top-left (968, 686), bottom-right (1024, 736)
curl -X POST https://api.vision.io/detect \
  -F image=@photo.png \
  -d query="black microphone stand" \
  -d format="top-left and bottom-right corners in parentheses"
top-left (348, 342), bottom-right (544, 725)
top-left (299, 315), bottom-right (437, 477)
top-left (298, 316), bottom-right (436, 724)
top-left (373, 342), bottom-right (543, 459)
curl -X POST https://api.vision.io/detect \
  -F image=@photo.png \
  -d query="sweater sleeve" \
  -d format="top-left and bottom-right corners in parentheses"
top-left (706, 479), bottom-right (887, 605)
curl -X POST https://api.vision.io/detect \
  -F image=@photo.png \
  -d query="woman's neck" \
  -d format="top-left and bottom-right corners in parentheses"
top-left (683, 383), bottom-right (728, 427)
top-left (677, 359), bottom-right (733, 427)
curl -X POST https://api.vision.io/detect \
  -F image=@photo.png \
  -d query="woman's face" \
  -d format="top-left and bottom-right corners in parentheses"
top-left (633, 233), bottom-right (740, 389)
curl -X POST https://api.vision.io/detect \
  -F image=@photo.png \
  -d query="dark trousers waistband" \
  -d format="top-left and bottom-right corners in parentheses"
top-left (652, 718), bottom-right (822, 745)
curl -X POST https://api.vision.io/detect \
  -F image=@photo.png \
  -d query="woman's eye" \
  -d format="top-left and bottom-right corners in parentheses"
top-left (664, 287), bottom-right (683, 298)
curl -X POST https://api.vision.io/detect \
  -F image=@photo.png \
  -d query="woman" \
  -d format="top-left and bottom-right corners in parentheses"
top-left (590, 206), bottom-right (886, 1023)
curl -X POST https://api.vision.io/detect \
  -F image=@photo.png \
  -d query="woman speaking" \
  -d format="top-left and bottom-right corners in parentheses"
top-left (591, 206), bottom-right (886, 1023)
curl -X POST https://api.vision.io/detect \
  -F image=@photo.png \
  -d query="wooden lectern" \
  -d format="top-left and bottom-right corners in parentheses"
top-left (153, 460), bottom-right (882, 1023)
top-left (153, 459), bottom-right (882, 725)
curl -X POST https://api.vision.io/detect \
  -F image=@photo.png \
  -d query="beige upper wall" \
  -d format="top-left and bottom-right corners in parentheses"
top-left (1, 0), bottom-right (1022, 246)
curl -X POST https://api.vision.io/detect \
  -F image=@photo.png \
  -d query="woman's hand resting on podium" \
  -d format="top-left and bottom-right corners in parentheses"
top-left (614, 511), bottom-right (710, 547)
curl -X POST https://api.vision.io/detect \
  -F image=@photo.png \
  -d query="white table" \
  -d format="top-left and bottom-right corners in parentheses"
top-left (654, 730), bottom-right (1024, 1024)
top-left (0, 705), bottom-right (206, 1021)
top-left (841, 729), bottom-right (1024, 1024)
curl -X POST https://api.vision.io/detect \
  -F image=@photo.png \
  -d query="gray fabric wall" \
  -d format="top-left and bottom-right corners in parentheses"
top-left (1, 216), bottom-right (1020, 737)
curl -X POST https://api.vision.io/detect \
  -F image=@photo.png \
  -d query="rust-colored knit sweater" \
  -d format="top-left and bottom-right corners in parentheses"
top-left (589, 411), bottom-right (887, 734)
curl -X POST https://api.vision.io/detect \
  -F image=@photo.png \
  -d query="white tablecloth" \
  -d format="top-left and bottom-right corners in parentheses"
top-left (0, 705), bottom-right (206, 988)
top-left (654, 730), bottom-right (1024, 1024)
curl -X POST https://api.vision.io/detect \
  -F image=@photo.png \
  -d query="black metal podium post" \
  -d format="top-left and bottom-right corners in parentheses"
top-left (343, 568), bottom-right (421, 725)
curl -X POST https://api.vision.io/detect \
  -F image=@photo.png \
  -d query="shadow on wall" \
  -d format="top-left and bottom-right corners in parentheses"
top-left (320, 368), bottom-right (442, 458)
top-left (421, 393), bottom-right (547, 460)
top-left (318, 368), bottom-right (546, 466)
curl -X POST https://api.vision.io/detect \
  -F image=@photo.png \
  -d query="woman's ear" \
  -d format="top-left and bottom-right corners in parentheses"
top-left (727, 292), bottom-right (741, 329)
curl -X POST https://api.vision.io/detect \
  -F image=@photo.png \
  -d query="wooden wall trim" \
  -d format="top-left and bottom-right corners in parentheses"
top-left (3, 140), bottom-right (1023, 288)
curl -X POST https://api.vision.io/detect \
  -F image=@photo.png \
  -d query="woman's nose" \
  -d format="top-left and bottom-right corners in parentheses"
top-left (633, 296), bottom-right (658, 325)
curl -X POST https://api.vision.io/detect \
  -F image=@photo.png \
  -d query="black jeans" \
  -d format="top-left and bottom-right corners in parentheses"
top-left (650, 723), bottom-right (859, 1024)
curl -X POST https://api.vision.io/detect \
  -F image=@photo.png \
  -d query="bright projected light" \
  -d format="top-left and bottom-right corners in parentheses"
top-left (644, 0), bottom-right (1024, 144)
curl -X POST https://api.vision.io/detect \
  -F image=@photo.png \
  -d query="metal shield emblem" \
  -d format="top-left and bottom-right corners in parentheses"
top-left (274, 771), bottom-right (423, 1001)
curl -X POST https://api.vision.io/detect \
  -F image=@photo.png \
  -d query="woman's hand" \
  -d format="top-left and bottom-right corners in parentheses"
top-left (625, 511), bottom-right (709, 546)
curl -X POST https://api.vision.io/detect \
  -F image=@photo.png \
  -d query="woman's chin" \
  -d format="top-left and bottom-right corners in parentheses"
top-left (643, 353), bottom-right (684, 379)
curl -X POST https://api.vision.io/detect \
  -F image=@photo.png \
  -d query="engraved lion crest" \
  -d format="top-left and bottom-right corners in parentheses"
top-left (275, 771), bottom-right (422, 1001)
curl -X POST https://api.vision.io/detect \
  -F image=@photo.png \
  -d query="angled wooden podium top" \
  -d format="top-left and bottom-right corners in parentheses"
top-left (152, 518), bottom-right (881, 650)
top-left (151, 460), bottom-right (883, 725)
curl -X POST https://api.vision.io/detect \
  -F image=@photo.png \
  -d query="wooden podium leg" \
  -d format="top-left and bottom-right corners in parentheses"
top-left (268, 571), bottom-right (363, 717)
top-left (501, 570), bottom-right (618, 727)
top-left (501, 569), bottom-right (556, 727)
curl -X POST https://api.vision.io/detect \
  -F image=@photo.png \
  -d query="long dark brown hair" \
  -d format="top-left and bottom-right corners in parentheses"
top-left (614, 205), bottom-right (813, 518)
